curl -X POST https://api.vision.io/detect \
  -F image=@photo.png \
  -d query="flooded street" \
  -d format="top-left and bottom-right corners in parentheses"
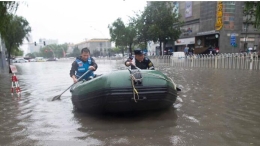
top-left (0, 58), bottom-right (260, 146)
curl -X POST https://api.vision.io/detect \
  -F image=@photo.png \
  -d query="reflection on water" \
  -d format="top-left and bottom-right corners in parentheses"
top-left (0, 59), bottom-right (260, 146)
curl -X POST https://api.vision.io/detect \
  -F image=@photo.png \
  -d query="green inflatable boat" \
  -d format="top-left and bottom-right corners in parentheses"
top-left (70, 69), bottom-right (178, 113)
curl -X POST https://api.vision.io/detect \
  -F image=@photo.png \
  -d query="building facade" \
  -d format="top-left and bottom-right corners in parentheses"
top-left (147, 1), bottom-right (260, 54)
top-left (28, 38), bottom-right (58, 53)
top-left (174, 1), bottom-right (200, 52)
top-left (176, 1), bottom-right (260, 53)
top-left (71, 38), bottom-right (112, 56)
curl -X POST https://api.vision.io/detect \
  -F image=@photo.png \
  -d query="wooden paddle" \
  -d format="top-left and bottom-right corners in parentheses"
top-left (52, 70), bottom-right (91, 101)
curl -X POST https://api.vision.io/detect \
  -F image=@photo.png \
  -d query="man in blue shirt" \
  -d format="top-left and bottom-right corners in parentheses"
top-left (70, 47), bottom-right (98, 83)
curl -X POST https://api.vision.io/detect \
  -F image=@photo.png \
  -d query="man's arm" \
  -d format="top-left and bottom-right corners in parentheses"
top-left (125, 58), bottom-right (132, 66)
top-left (70, 61), bottom-right (78, 77)
top-left (147, 58), bottom-right (155, 70)
top-left (70, 61), bottom-right (78, 83)
top-left (90, 57), bottom-right (98, 71)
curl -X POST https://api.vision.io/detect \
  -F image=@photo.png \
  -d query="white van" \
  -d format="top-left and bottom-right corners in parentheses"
top-left (172, 52), bottom-right (185, 59)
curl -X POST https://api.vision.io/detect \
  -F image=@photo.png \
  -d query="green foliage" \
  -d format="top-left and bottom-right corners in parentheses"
top-left (0, 2), bottom-right (20, 37)
top-left (124, 22), bottom-right (136, 54)
top-left (40, 43), bottom-right (68, 58)
top-left (143, 2), bottom-right (182, 44)
top-left (109, 2), bottom-right (182, 55)
top-left (12, 48), bottom-right (23, 56)
top-left (25, 53), bottom-right (36, 58)
top-left (68, 46), bottom-right (80, 57)
top-left (32, 52), bottom-right (40, 58)
top-left (245, 2), bottom-right (260, 29)
top-left (112, 47), bottom-right (121, 53)
top-left (130, 10), bottom-right (149, 50)
top-left (108, 18), bottom-right (136, 55)
top-left (2, 14), bottom-right (31, 65)
top-left (108, 18), bottom-right (126, 47)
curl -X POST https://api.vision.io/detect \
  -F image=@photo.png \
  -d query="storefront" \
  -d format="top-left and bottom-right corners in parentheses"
top-left (174, 37), bottom-right (195, 52)
top-left (195, 30), bottom-right (220, 54)
top-left (240, 37), bottom-right (259, 52)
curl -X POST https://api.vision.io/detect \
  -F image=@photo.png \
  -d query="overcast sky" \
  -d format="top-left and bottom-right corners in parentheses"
top-left (16, 0), bottom-right (147, 46)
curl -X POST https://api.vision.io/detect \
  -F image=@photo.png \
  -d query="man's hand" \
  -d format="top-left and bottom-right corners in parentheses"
top-left (72, 75), bottom-right (78, 83)
top-left (88, 66), bottom-right (96, 71)
top-left (73, 78), bottom-right (78, 83)
top-left (126, 62), bottom-right (132, 66)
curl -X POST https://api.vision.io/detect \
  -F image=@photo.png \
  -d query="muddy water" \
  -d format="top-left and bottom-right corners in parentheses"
top-left (0, 59), bottom-right (259, 146)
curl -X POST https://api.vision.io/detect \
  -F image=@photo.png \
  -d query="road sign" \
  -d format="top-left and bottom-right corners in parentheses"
top-left (231, 43), bottom-right (237, 47)
top-left (10, 65), bottom-right (17, 73)
top-left (230, 34), bottom-right (236, 46)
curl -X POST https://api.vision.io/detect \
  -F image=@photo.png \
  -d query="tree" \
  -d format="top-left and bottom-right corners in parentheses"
top-left (141, 2), bottom-right (183, 55)
top-left (2, 14), bottom-right (31, 66)
top-left (131, 10), bottom-right (150, 50)
top-left (124, 22), bottom-right (136, 55)
top-left (12, 48), bottom-right (23, 56)
top-left (242, 2), bottom-right (259, 50)
top-left (245, 2), bottom-right (260, 29)
top-left (25, 53), bottom-right (36, 58)
top-left (68, 46), bottom-right (80, 57)
top-left (0, 2), bottom-right (20, 36)
top-left (39, 43), bottom-right (68, 58)
top-left (108, 18), bottom-right (136, 56)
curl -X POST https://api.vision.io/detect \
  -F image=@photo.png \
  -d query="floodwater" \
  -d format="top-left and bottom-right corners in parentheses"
top-left (0, 58), bottom-right (259, 146)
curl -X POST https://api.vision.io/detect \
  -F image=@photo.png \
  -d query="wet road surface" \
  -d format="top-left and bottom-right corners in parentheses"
top-left (0, 58), bottom-right (259, 146)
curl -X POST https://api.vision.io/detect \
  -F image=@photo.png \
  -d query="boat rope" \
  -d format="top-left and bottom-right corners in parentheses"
top-left (130, 71), bottom-right (142, 102)
top-left (128, 65), bottom-right (177, 102)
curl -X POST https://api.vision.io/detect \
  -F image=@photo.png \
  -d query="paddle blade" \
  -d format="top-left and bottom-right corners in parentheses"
top-left (52, 95), bottom-right (61, 101)
top-left (177, 87), bottom-right (181, 91)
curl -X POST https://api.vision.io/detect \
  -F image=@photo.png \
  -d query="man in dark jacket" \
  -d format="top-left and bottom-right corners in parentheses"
top-left (125, 49), bottom-right (154, 70)
top-left (70, 47), bottom-right (98, 83)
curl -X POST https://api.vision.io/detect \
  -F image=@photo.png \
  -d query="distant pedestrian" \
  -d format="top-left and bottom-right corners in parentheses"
top-left (184, 45), bottom-right (189, 57)
top-left (208, 45), bottom-right (213, 54)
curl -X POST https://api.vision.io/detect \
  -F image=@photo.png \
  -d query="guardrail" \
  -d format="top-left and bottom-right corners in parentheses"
top-left (150, 53), bottom-right (260, 70)
top-left (94, 53), bottom-right (260, 70)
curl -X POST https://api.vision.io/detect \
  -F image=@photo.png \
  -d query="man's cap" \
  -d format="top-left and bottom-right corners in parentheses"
top-left (134, 49), bottom-right (144, 55)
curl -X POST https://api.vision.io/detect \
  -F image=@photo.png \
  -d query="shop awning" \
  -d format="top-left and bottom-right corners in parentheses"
top-left (175, 37), bottom-right (195, 46)
top-left (196, 30), bottom-right (220, 36)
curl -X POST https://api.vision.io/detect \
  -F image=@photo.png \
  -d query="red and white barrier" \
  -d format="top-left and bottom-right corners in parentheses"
top-left (10, 65), bottom-right (21, 96)
top-left (11, 73), bottom-right (21, 95)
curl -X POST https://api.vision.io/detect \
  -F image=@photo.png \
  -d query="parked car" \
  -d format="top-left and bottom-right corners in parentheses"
top-left (13, 58), bottom-right (28, 63)
top-left (35, 57), bottom-right (46, 62)
top-left (47, 58), bottom-right (58, 61)
top-left (29, 58), bottom-right (36, 62)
